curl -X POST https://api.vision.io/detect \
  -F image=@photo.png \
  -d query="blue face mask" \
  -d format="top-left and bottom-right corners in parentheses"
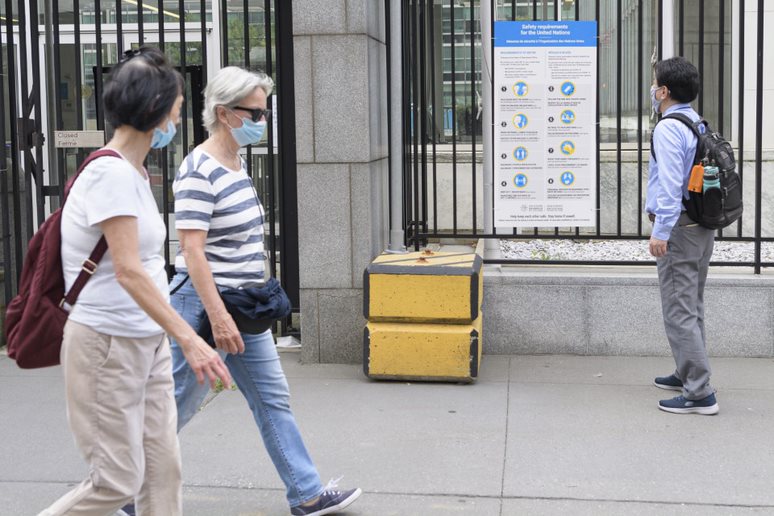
top-left (229, 112), bottom-right (267, 147)
top-left (150, 120), bottom-right (177, 149)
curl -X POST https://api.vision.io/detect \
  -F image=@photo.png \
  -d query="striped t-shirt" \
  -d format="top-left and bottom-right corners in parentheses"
top-left (173, 149), bottom-right (266, 288)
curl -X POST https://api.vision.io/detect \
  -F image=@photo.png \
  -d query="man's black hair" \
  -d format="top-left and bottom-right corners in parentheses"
top-left (654, 56), bottom-right (701, 104)
top-left (103, 46), bottom-right (184, 132)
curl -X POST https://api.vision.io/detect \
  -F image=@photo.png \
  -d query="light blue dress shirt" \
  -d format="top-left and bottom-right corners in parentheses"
top-left (646, 103), bottom-right (703, 241)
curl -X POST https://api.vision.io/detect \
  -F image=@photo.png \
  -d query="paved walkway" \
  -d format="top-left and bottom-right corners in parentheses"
top-left (2, 352), bottom-right (774, 515)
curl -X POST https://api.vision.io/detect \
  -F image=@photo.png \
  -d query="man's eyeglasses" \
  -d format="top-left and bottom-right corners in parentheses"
top-left (232, 106), bottom-right (271, 122)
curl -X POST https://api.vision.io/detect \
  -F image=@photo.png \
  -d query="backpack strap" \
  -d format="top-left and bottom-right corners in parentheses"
top-left (650, 113), bottom-right (707, 163)
top-left (61, 148), bottom-right (122, 307)
top-left (62, 237), bottom-right (109, 307)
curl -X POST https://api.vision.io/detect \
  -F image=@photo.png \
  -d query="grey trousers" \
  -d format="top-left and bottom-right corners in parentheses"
top-left (656, 221), bottom-right (716, 400)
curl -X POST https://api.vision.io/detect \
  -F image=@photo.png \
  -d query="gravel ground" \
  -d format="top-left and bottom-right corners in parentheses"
top-left (500, 238), bottom-right (774, 263)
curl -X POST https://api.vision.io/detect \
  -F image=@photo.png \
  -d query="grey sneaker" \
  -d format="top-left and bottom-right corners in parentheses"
top-left (654, 374), bottom-right (683, 391)
top-left (291, 478), bottom-right (362, 516)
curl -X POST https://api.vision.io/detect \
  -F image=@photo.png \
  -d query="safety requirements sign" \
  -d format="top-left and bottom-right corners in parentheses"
top-left (493, 21), bottom-right (597, 227)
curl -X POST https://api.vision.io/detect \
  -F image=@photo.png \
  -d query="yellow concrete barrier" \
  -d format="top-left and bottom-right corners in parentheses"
top-left (363, 317), bottom-right (482, 382)
top-left (363, 250), bottom-right (482, 324)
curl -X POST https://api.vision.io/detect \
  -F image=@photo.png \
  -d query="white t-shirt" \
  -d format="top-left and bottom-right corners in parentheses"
top-left (60, 152), bottom-right (169, 337)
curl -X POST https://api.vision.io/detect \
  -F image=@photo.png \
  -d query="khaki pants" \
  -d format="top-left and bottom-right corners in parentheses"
top-left (40, 320), bottom-right (182, 516)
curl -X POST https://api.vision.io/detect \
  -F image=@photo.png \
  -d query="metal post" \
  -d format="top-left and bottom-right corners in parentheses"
top-left (387, 0), bottom-right (407, 253)
top-left (44, 0), bottom-right (58, 198)
top-left (481, 0), bottom-right (498, 258)
top-left (661, 0), bottom-right (674, 59)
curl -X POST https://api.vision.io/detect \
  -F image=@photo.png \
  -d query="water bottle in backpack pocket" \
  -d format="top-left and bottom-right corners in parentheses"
top-left (700, 164), bottom-right (723, 227)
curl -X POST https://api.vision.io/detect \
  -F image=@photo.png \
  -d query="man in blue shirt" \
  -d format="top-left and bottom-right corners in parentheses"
top-left (646, 57), bottom-right (718, 415)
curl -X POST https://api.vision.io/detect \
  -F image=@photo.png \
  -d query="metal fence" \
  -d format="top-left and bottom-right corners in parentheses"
top-left (399, 0), bottom-right (771, 273)
top-left (0, 0), bottom-right (300, 330)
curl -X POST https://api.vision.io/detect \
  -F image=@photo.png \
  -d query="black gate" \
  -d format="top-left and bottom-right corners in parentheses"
top-left (1, 0), bottom-right (300, 333)
top-left (398, 0), bottom-right (771, 273)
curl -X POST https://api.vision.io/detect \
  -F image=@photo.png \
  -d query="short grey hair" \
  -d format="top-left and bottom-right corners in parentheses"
top-left (202, 67), bottom-right (274, 132)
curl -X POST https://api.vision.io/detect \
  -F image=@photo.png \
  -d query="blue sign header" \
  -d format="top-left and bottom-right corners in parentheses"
top-left (494, 21), bottom-right (597, 48)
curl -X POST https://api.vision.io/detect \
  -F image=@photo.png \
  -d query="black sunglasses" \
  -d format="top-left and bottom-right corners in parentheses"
top-left (232, 106), bottom-right (271, 122)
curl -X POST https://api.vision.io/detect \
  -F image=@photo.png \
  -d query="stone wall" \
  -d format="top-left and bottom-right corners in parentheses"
top-left (293, 0), bottom-right (389, 363)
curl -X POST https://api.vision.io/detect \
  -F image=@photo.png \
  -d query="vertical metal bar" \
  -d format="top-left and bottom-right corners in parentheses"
top-left (30, 0), bottom-right (46, 225)
top-left (737, 0), bottom-right (744, 238)
top-left (419, 0), bottom-right (428, 236)
top-left (511, 0), bottom-right (515, 21)
top-left (116, 0), bottom-right (123, 55)
top-left (74, 0), bottom-right (83, 131)
top-left (657, 0), bottom-right (663, 60)
top-left (450, 0), bottom-right (457, 233)
top-left (264, 0), bottom-right (277, 275)
top-left (173, 0), bottom-right (189, 270)
top-left (616, 0), bottom-right (621, 236)
top-left (403, 0), bottom-right (411, 243)
top-left (157, 0), bottom-right (164, 50)
top-left (678, 0), bottom-right (683, 56)
top-left (137, 0), bottom-right (143, 43)
top-left (385, 0), bottom-right (392, 236)
top-left (717, 0), bottom-right (725, 134)
top-left (574, 0), bottom-right (580, 237)
top-left (243, 0), bottom-right (250, 68)
top-left (221, 0), bottom-right (229, 65)
top-left (16, 0), bottom-right (31, 242)
top-left (157, 0), bottom-right (168, 269)
top-left (178, 0), bottom-right (188, 148)
top-left (753, 0), bottom-right (763, 273)
top-left (411, 0), bottom-right (420, 248)
top-left (4, 0), bottom-right (22, 276)
top-left (242, 0), bottom-right (255, 216)
top-left (429, 0), bottom-right (437, 235)
top-left (533, 0), bottom-right (538, 236)
top-left (0, 19), bottom-right (12, 302)
top-left (637, 0), bottom-right (643, 235)
top-left (94, 0), bottom-right (104, 130)
top-left (275, 0), bottom-right (300, 312)
top-left (553, 0), bottom-right (559, 236)
top-left (200, 0), bottom-right (207, 78)
top-left (469, 0), bottom-right (476, 234)
top-left (52, 0), bottom-right (66, 200)
top-left (595, 0), bottom-right (600, 235)
top-left (697, 0), bottom-right (704, 114)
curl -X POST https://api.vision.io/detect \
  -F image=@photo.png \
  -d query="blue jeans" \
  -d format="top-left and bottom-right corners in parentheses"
top-left (168, 273), bottom-right (323, 507)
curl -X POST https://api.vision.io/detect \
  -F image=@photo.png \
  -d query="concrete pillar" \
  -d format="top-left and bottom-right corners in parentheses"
top-left (293, 0), bottom-right (389, 363)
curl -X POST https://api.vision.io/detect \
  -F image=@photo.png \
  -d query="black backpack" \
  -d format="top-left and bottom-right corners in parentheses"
top-left (652, 113), bottom-right (743, 229)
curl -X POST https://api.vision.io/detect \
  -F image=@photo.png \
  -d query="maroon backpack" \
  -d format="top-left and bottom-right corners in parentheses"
top-left (5, 149), bottom-right (119, 368)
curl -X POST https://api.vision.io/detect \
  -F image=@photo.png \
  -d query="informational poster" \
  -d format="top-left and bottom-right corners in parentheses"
top-left (493, 21), bottom-right (597, 227)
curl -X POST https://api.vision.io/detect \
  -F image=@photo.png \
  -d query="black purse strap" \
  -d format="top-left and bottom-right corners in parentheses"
top-left (170, 274), bottom-right (190, 296)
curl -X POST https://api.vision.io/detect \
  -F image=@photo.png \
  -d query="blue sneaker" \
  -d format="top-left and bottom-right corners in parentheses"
top-left (291, 478), bottom-right (362, 516)
top-left (654, 374), bottom-right (683, 391)
top-left (659, 393), bottom-right (719, 415)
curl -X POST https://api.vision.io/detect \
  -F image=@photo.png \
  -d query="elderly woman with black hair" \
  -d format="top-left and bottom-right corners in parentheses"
top-left (39, 47), bottom-right (231, 516)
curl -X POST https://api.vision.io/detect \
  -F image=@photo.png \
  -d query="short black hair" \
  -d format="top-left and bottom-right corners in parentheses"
top-left (103, 46), bottom-right (184, 132)
top-left (654, 56), bottom-right (701, 103)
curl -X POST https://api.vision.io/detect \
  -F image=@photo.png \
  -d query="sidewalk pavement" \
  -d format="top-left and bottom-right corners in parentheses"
top-left (2, 351), bottom-right (774, 516)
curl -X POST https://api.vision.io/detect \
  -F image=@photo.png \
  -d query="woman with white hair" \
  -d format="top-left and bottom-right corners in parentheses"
top-left (124, 66), bottom-right (361, 516)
